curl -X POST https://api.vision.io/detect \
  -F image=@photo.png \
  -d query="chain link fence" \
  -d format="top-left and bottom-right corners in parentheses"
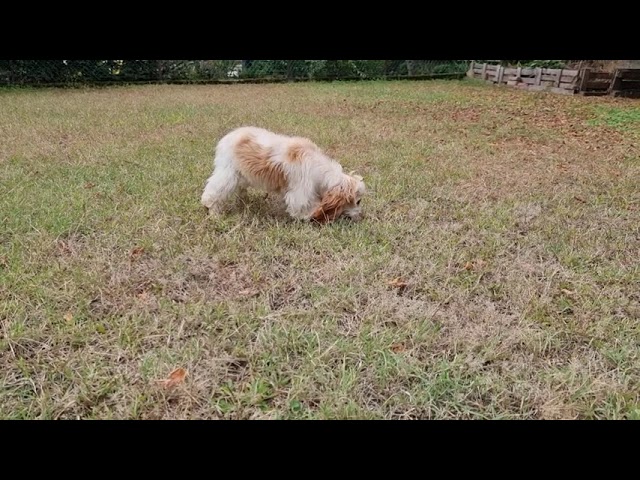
top-left (0, 60), bottom-right (470, 86)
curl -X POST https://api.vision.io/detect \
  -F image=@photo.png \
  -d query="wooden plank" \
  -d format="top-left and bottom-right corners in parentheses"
top-left (585, 80), bottom-right (611, 90)
top-left (475, 66), bottom-right (577, 77)
top-left (578, 68), bottom-right (590, 92)
top-left (620, 78), bottom-right (640, 85)
top-left (482, 63), bottom-right (487, 80)
top-left (559, 82), bottom-right (577, 90)
top-left (539, 69), bottom-right (577, 77)
top-left (496, 65), bottom-right (504, 84)
top-left (535, 68), bottom-right (542, 85)
top-left (536, 68), bottom-right (578, 77)
top-left (555, 69), bottom-right (563, 87)
top-left (467, 61), bottom-right (475, 78)
top-left (561, 75), bottom-right (578, 83)
top-left (608, 69), bottom-right (622, 93)
top-left (589, 72), bottom-right (614, 80)
top-left (616, 80), bottom-right (640, 89)
top-left (616, 69), bottom-right (640, 80)
top-left (583, 77), bottom-right (611, 83)
top-left (541, 73), bottom-right (580, 82)
top-left (516, 67), bottom-right (522, 80)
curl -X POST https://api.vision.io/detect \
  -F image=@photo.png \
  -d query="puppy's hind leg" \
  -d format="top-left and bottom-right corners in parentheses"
top-left (233, 177), bottom-right (251, 209)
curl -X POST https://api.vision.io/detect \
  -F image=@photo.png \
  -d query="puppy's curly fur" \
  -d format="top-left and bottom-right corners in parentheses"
top-left (201, 127), bottom-right (366, 223)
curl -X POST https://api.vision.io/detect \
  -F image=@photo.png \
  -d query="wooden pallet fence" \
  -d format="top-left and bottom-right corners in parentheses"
top-left (468, 62), bottom-right (579, 95)
top-left (578, 69), bottom-right (614, 96)
top-left (608, 69), bottom-right (640, 98)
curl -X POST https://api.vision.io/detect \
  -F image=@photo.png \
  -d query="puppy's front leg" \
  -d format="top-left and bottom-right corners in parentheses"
top-left (284, 188), bottom-right (315, 221)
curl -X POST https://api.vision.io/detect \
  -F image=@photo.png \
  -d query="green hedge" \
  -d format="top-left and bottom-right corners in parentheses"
top-left (0, 60), bottom-right (470, 85)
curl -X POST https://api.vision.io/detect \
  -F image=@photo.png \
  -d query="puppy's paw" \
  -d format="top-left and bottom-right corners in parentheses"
top-left (203, 205), bottom-right (225, 218)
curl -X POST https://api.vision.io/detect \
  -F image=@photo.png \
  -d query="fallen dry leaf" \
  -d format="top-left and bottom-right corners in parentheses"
top-left (130, 246), bottom-right (145, 261)
top-left (574, 196), bottom-right (587, 204)
top-left (63, 312), bottom-right (74, 323)
top-left (83, 182), bottom-right (96, 189)
top-left (57, 240), bottom-right (73, 255)
top-left (391, 343), bottom-right (406, 353)
top-left (387, 277), bottom-right (408, 288)
top-left (464, 259), bottom-right (487, 271)
top-left (136, 291), bottom-right (150, 301)
top-left (561, 289), bottom-right (576, 296)
top-left (156, 368), bottom-right (187, 389)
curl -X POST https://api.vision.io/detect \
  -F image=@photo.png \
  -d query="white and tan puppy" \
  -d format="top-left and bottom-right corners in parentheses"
top-left (201, 127), bottom-right (366, 223)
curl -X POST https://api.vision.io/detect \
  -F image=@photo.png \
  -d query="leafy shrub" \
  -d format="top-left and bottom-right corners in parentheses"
top-left (351, 60), bottom-right (386, 78)
top-left (521, 60), bottom-right (567, 69)
top-left (474, 60), bottom-right (568, 69)
top-left (431, 62), bottom-right (468, 74)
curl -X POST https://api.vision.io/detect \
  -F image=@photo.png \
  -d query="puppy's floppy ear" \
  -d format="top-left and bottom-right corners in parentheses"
top-left (348, 171), bottom-right (364, 182)
top-left (311, 181), bottom-right (356, 224)
top-left (311, 189), bottom-right (346, 224)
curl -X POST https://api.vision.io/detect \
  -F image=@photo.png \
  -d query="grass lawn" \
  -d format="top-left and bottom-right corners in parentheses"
top-left (1, 80), bottom-right (639, 419)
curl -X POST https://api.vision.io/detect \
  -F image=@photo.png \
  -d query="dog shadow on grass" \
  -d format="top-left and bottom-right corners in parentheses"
top-left (202, 191), bottom-right (363, 230)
